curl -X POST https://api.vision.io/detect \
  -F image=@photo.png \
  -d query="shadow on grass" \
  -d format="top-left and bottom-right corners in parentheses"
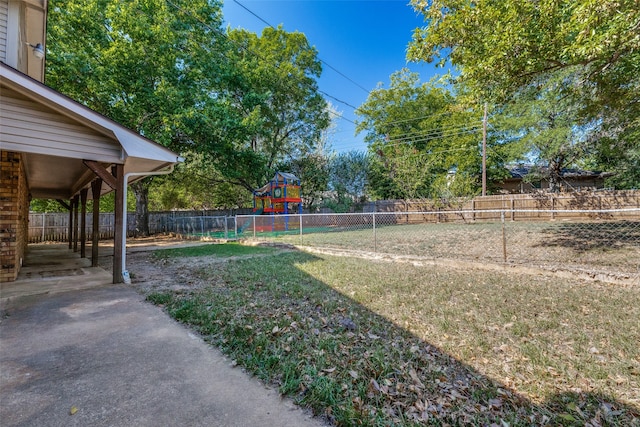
top-left (537, 221), bottom-right (640, 251)
top-left (145, 249), bottom-right (639, 426)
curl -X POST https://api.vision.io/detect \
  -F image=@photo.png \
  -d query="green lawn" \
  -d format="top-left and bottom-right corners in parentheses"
top-left (146, 245), bottom-right (640, 426)
top-left (266, 220), bottom-right (640, 275)
top-left (151, 242), bottom-right (277, 260)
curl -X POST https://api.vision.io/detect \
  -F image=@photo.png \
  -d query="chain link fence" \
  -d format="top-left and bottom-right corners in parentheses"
top-left (173, 216), bottom-right (235, 239)
top-left (236, 209), bottom-right (640, 282)
top-left (28, 210), bottom-right (248, 242)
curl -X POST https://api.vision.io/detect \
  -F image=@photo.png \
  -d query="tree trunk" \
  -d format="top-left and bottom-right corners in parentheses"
top-left (131, 180), bottom-right (150, 236)
top-left (548, 160), bottom-right (562, 193)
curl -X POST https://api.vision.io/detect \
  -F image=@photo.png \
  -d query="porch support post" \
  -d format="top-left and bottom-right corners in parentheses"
top-left (73, 194), bottom-right (79, 252)
top-left (91, 178), bottom-right (102, 267)
top-left (113, 164), bottom-right (125, 283)
top-left (80, 188), bottom-right (88, 258)
top-left (68, 197), bottom-right (74, 249)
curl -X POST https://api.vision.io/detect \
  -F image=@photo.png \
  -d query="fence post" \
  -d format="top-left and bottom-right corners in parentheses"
top-left (373, 212), bottom-right (377, 253)
top-left (299, 214), bottom-right (303, 245)
top-left (510, 198), bottom-right (515, 221)
top-left (253, 215), bottom-right (256, 239)
top-left (41, 212), bottom-right (45, 242)
top-left (501, 211), bottom-right (507, 263)
top-left (405, 200), bottom-right (409, 224)
top-left (224, 216), bottom-right (228, 239)
top-left (471, 199), bottom-right (476, 222)
top-left (234, 216), bottom-right (238, 240)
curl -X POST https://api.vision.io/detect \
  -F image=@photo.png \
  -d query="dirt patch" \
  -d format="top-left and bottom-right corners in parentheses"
top-left (101, 236), bottom-right (638, 294)
top-left (297, 246), bottom-right (640, 287)
top-left (98, 236), bottom-right (288, 294)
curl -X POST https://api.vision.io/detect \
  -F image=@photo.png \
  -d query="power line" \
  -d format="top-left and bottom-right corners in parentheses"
top-left (326, 109), bottom-right (357, 125)
top-left (232, 0), bottom-right (370, 94)
top-left (232, 0), bottom-right (274, 27)
top-left (230, 0), bottom-right (492, 150)
top-left (383, 127), bottom-right (482, 148)
top-left (319, 90), bottom-right (358, 110)
top-left (376, 110), bottom-right (456, 127)
top-left (166, 0), bottom-right (359, 123)
top-left (386, 123), bottom-right (483, 143)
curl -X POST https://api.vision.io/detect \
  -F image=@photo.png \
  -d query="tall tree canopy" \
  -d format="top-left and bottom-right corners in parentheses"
top-left (206, 26), bottom-right (331, 192)
top-left (47, 1), bottom-right (331, 227)
top-left (47, 0), bottom-right (228, 233)
top-left (407, 0), bottom-right (640, 188)
top-left (47, 0), bottom-right (226, 151)
top-left (408, 0), bottom-right (639, 108)
top-left (493, 69), bottom-right (598, 192)
top-left (356, 70), bottom-right (508, 199)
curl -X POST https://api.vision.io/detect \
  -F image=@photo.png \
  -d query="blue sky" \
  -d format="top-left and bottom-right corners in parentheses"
top-left (222, 0), bottom-right (444, 153)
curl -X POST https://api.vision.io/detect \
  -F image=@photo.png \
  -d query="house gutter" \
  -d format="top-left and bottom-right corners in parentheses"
top-left (120, 160), bottom-right (183, 283)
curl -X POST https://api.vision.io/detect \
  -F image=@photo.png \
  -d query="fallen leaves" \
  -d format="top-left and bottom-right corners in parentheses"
top-left (145, 249), bottom-right (640, 426)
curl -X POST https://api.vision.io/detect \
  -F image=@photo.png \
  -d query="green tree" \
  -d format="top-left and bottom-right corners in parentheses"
top-left (356, 70), bottom-right (487, 199)
top-left (408, 0), bottom-right (639, 107)
top-left (277, 151), bottom-right (329, 212)
top-left (47, 0), bottom-right (227, 234)
top-left (205, 26), bottom-right (331, 192)
top-left (149, 153), bottom-right (252, 211)
top-left (493, 70), bottom-right (596, 192)
top-left (326, 150), bottom-right (370, 211)
top-left (408, 0), bottom-right (640, 188)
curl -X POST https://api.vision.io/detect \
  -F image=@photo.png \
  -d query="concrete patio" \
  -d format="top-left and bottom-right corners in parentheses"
top-left (0, 243), bottom-right (324, 426)
top-left (0, 244), bottom-right (112, 303)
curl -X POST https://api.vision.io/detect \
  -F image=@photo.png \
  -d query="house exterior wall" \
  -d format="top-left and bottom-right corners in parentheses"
top-left (0, 0), bottom-right (47, 82)
top-left (0, 0), bottom-right (8, 63)
top-left (0, 150), bottom-right (29, 282)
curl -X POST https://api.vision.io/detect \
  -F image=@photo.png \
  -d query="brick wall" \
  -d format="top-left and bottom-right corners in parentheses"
top-left (1, 151), bottom-right (29, 282)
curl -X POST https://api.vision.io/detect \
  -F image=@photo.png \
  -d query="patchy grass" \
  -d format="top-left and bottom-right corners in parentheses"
top-left (269, 220), bottom-right (640, 276)
top-left (146, 248), bottom-right (640, 426)
top-left (151, 242), bottom-right (277, 260)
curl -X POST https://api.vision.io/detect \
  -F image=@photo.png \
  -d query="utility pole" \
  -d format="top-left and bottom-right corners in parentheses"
top-left (482, 102), bottom-right (488, 196)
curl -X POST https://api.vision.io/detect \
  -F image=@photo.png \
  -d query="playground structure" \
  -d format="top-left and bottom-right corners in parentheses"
top-left (250, 172), bottom-right (302, 233)
top-left (253, 172), bottom-right (303, 215)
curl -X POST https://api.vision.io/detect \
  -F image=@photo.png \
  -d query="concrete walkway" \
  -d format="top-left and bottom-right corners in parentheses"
top-left (0, 245), bottom-right (324, 427)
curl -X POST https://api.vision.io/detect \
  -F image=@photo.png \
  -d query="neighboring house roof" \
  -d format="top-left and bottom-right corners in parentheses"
top-left (505, 165), bottom-right (613, 181)
top-left (0, 62), bottom-right (182, 199)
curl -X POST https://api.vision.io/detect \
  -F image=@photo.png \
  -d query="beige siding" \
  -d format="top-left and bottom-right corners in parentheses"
top-left (0, 0), bottom-right (8, 63)
top-left (0, 92), bottom-right (123, 163)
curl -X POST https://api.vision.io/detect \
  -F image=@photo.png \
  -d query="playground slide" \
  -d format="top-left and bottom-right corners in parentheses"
top-left (239, 208), bottom-right (263, 234)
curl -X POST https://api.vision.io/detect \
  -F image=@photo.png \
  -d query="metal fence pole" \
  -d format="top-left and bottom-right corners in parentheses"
top-left (253, 215), bottom-right (256, 239)
top-left (234, 216), bottom-right (238, 240)
top-left (224, 216), bottom-right (228, 239)
top-left (501, 211), bottom-right (507, 262)
top-left (373, 212), bottom-right (377, 253)
top-left (299, 214), bottom-right (303, 245)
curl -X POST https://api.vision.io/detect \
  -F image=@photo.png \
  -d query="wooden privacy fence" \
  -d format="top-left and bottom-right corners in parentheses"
top-left (363, 190), bottom-right (640, 223)
top-left (28, 208), bottom-right (252, 243)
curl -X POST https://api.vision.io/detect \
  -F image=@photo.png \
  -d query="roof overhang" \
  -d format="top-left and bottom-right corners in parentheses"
top-left (0, 62), bottom-right (183, 200)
